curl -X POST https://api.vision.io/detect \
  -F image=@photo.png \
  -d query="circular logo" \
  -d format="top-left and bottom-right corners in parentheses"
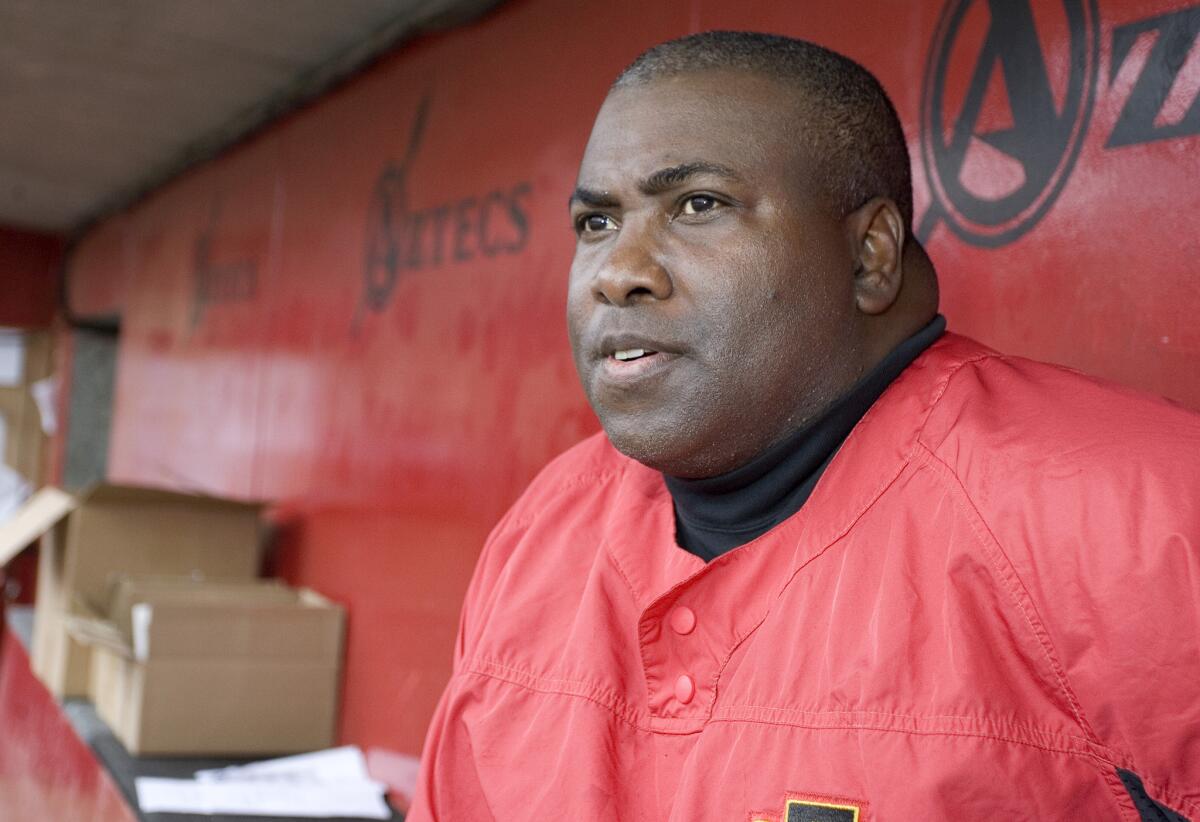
top-left (919, 0), bottom-right (1100, 247)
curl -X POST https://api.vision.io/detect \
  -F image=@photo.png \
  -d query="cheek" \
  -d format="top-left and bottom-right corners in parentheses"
top-left (564, 269), bottom-right (592, 349)
top-left (699, 238), bottom-right (807, 335)
top-left (699, 241), bottom-right (850, 394)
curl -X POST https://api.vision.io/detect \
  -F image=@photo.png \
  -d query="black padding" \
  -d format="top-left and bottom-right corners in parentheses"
top-left (1117, 768), bottom-right (1190, 822)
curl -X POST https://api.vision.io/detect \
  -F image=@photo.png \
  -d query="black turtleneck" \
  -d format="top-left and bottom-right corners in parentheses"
top-left (665, 315), bottom-right (947, 562)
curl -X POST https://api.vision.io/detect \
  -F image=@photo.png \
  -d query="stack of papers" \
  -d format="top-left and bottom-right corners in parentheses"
top-left (135, 746), bottom-right (392, 818)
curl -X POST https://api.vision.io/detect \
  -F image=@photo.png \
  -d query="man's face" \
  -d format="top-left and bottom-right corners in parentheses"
top-left (567, 70), bottom-right (867, 478)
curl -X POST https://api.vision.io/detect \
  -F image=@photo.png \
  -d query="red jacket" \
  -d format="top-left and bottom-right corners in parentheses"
top-left (409, 334), bottom-right (1200, 820)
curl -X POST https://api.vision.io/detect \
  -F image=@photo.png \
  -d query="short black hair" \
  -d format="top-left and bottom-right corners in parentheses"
top-left (615, 31), bottom-right (914, 228)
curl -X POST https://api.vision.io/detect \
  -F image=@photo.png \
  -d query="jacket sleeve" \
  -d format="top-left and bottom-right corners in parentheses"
top-left (1035, 487), bottom-right (1200, 819)
top-left (404, 504), bottom-right (528, 821)
top-left (405, 674), bottom-right (495, 821)
top-left (941, 359), bottom-right (1200, 818)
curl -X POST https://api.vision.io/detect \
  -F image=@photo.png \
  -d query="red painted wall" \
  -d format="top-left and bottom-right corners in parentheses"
top-left (65, 0), bottom-right (1200, 764)
top-left (0, 225), bottom-right (61, 328)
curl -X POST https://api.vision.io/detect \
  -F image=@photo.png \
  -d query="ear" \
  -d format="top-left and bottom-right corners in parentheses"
top-left (846, 197), bottom-right (905, 316)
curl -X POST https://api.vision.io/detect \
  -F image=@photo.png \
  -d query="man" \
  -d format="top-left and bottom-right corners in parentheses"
top-left (410, 32), bottom-right (1200, 820)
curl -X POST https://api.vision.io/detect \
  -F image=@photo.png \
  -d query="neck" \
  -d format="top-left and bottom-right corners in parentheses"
top-left (665, 314), bottom-right (946, 561)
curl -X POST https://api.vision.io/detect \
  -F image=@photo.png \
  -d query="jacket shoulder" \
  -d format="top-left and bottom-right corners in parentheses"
top-left (453, 431), bottom-right (626, 660)
top-left (499, 431), bottom-right (627, 526)
top-left (919, 339), bottom-right (1200, 481)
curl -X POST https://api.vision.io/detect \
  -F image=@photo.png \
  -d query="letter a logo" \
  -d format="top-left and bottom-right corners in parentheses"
top-left (918, 0), bottom-right (1100, 247)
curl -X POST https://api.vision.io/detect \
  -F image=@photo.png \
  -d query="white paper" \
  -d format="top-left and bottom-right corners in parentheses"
top-left (135, 776), bottom-right (391, 818)
top-left (196, 745), bottom-right (371, 784)
top-left (137, 746), bottom-right (391, 818)
top-left (0, 417), bottom-right (31, 522)
top-left (0, 334), bottom-right (24, 387)
top-left (130, 602), bottom-right (153, 662)
top-left (30, 375), bottom-right (57, 435)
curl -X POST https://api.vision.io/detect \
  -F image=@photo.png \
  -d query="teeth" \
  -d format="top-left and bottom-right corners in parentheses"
top-left (614, 348), bottom-right (647, 361)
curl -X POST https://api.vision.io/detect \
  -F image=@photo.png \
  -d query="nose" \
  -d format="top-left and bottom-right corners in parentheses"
top-left (591, 225), bottom-right (673, 306)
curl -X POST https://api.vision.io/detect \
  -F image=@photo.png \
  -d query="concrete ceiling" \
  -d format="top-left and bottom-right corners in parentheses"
top-left (0, 0), bottom-right (501, 235)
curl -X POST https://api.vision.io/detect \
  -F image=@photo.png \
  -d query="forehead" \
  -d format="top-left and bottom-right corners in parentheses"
top-left (578, 71), bottom-right (812, 187)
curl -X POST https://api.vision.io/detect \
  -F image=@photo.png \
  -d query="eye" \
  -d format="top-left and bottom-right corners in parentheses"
top-left (577, 213), bottom-right (617, 234)
top-left (680, 195), bottom-right (719, 216)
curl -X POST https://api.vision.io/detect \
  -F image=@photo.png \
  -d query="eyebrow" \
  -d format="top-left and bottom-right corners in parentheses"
top-left (638, 162), bottom-right (742, 195)
top-left (568, 161), bottom-right (743, 209)
top-left (568, 187), bottom-right (618, 209)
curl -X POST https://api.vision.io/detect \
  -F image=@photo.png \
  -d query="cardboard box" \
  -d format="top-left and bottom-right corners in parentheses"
top-left (103, 575), bottom-right (297, 640)
top-left (0, 484), bottom-right (263, 697)
top-left (71, 577), bottom-right (344, 756)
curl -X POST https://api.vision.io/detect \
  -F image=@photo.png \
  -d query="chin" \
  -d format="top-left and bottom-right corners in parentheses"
top-left (601, 420), bottom-right (733, 479)
top-left (602, 420), bottom-right (684, 473)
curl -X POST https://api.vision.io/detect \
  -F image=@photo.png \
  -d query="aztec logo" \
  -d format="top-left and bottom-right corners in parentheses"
top-left (355, 94), bottom-right (532, 331)
top-left (750, 793), bottom-right (864, 822)
top-left (917, 0), bottom-right (1100, 247)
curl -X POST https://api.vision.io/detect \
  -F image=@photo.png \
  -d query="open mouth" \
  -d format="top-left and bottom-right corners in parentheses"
top-left (593, 334), bottom-right (681, 383)
top-left (612, 348), bottom-right (657, 362)
top-left (600, 347), bottom-right (678, 383)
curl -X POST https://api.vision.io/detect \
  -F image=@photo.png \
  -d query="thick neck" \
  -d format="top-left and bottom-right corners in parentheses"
top-left (665, 315), bottom-right (946, 561)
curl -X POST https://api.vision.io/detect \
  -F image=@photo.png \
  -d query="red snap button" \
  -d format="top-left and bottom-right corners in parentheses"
top-left (674, 674), bottom-right (696, 705)
top-left (669, 605), bottom-right (696, 635)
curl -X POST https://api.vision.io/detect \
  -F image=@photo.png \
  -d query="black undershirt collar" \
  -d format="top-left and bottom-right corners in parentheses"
top-left (665, 315), bottom-right (947, 562)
